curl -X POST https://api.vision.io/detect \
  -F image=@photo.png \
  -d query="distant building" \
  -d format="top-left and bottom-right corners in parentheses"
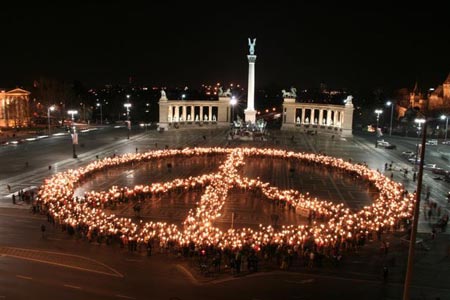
top-left (0, 88), bottom-right (31, 128)
top-left (398, 73), bottom-right (450, 116)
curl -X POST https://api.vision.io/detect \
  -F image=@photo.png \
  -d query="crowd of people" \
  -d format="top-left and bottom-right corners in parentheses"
top-left (35, 147), bottom-right (416, 274)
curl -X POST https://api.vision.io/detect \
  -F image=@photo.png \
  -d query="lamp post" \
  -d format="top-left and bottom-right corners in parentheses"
top-left (124, 101), bottom-right (132, 140)
top-left (386, 101), bottom-right (394, 136)
top-left (47, 105), bottom-right (55, 135)
top-left (374, 109), bottom-right (383, 147)
top-left (230, 96), bottom-right (237, 125)
top-left (440, 115), bottom-right (448, 141)
top-left (403, 118), bottom-right (427, 300)
top-left (68, 110), bottom-right (78, 158)
top-left (96, 103), bottom-right (103, 125)
top-left (413, 118), bottom-right (425, 171)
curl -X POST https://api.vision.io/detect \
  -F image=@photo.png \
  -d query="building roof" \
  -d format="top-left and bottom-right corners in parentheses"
top-left (5, 88), bottom-right (31, 95)
top-left (444, 72), bottom-right (450, 84)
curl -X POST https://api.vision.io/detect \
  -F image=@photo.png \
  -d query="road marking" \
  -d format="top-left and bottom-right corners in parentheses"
top-left (64, 284), bottom-right (82, 290)
top-left (16, 275), bottom-right (33, 280)
top-left (176, 264), bottom-right (200, 285)
top-left (47, 237), bottom-right (66, 241)
top-left (115, 295), bottom-right (136, 299)
top-left (1, 247), bottom-right (124, 278)
top-left (285, 279), bottom-right (315, 284)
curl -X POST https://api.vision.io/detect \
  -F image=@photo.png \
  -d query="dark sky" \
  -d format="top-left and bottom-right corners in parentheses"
top-left (1, 2), bottom-right (449, 91)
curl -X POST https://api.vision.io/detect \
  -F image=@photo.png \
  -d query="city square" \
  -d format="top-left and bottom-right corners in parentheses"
top-left (0, 126), bottom-right (449, 300)
top-left (1, 3), bottom-right (450, 300)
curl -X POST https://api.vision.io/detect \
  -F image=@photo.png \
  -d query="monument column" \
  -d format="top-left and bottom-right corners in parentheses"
top-left (244, 38), bottom-right (257, 123)
top-left (342, 96), bottom-right (354, 137)
top-left (209, 106), bottom-right (212, 122)
top-left (200, 106), bottom-right (203, 121)
top-left (319, 109), bottom-right (324, 125)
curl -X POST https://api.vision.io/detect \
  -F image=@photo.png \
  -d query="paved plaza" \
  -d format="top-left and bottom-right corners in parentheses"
top-left (0, 126), bottom-right (449, 300)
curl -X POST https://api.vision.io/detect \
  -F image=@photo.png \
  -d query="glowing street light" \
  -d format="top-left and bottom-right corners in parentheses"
top-left (374, 109), bottom-right (383, 147)
top-left (440, 115), bottom-right (448, 141)
top-left (47, 105), bottom-right (55, 135)
top-left (67, 110), bottom-right (78, 158)
top-left (386, 101), bottom-right (394, 136)
top-left (124, 102), bottom-right (132, 140)
top-left (230, 96), bottom-right (237, 125)
top-left (96, 103), bottom-right (103, 125)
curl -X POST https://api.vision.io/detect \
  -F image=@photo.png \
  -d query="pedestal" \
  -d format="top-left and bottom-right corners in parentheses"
top-left (244, 109), bottom-right (257, 124)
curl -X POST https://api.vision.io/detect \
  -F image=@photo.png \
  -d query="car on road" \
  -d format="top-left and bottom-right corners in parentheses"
top-left (423, 163), bottom-right (438, 170)
top-left (432, 168), bottom-right (448, 175)
top-left (426, 139), bottom-right (438, 146)
top-left (442, 140), bottom-right (450, 145)
top-left (401, 151), bottom-right (415, 158)
top-left (377, 140), bottom-right (397, 149)
top-left (408, 157), bottom-right (421, 164)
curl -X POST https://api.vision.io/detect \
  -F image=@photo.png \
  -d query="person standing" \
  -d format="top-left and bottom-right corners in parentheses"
top-left (383, 266), bottom-right (389, 282)
top-left (40, 224), bottom-right (46, 238)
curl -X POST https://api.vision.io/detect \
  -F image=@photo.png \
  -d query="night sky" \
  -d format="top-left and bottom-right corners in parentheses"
top-left (2, 2), bottom-right (449, 91)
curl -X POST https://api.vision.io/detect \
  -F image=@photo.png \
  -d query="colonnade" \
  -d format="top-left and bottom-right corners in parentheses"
top-left (0, 88), bottom-right (31, 128)
top-left (281, 96), bottom-right (354, 137)
top-left (158, 96), bottom-right (231, 131)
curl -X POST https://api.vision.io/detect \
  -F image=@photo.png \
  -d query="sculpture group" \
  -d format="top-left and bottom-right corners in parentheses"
top-left (218, 87), bottom-right (232, 97)
top-left (282, 87), bottom-right (297, 98)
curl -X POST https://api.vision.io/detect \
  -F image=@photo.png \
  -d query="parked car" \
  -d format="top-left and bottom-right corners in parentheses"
top-left (426, 139), bottom-right (438, 146)
top-left (442, 140), bottom-right (450, 145)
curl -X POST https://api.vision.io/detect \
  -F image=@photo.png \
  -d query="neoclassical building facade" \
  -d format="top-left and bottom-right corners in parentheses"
top-left (0, 88), bottom-right (31, 128)
top-left (158, 95), bottom-right (232, 131)
top-left (281, 96), bottom-right (354, 137)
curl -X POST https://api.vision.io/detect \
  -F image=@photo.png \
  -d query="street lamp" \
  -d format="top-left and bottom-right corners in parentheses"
top-left (230, 96), bottom-right (237, 125)
top-left (96, 103), bottom-right (103, 125)
top-left (47, 105), bottom-right (55, 135)
top-left (413, 118), bottom-right (426, 170)
top-left (67, 110), bottom-right (78, 158)
top-left (403, 117), bottom-right (427, 300)
top-left (124, 102), bottom-right (132, 139)
top-left (181, 94), bottom-right (186, 100)
top-left (440, 115), bottom-right (448, 141)
top-left (374, 109), bottom-right (383, 147)
top-left (386, 101), bottom-right (394, 136)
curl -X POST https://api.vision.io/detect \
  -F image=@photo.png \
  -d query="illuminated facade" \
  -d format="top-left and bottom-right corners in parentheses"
top-left (0, 88), bottom-right (31, 128)
top-left (408, 73), bottom-right (450, 112)
top-left (281, 95), bottom-right (354, 137)
top-left (158, 95), bottom-right (231, 131)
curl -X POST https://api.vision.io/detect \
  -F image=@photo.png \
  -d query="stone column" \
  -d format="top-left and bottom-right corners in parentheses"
top-left (319, 109), bottom-right (324, 125)
top-left (311, 108), bottom-right (315, 124)
top-left (327, 110), bottom-right (332, 125)
top-left (244, 54), bottom-right (257, 123)
top-left (182, 106), bottom-right (187, 122)
top-left (342, 96), bottom-right (354, 136)
top-left (200, 106), bottom-right (203, 121)
top-left (209, 106), bottom-right (212, 122)
top-left (301, 108), bottom-right (306, 124)
top-left (191, 106), bottom-right (194, 121)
